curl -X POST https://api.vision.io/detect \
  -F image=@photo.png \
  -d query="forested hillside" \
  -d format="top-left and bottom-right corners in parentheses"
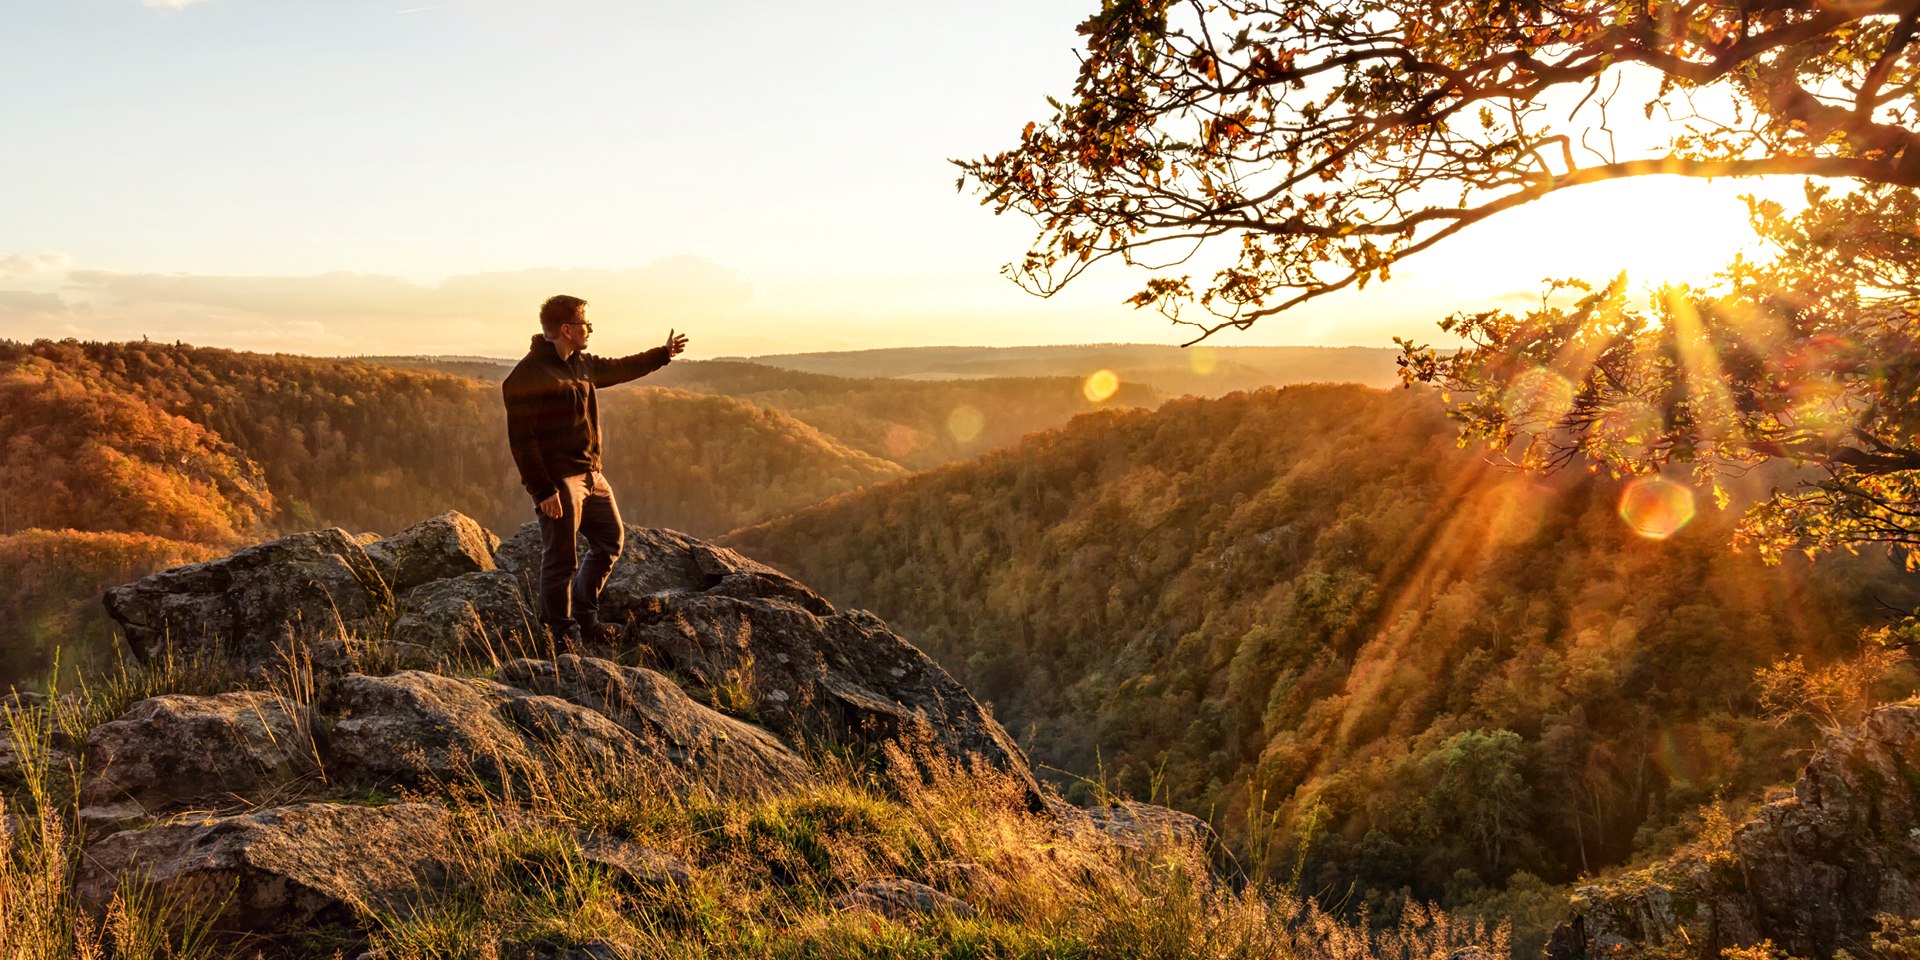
top-left (357, 355), bottom-right (1164, 471)
top-left (727, 384), bottom-right (1920, 926)
top-left (0, 340), bottom-right (904, 683)
top-left (644, 361), bottom-right (1161, 470)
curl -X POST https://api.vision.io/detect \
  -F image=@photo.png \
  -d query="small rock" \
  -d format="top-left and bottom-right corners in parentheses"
top-left (837, 878), bottom-right (976, 919)
top-left (363, 511), bottom-right (500, 593)
top-left (573, 831), bottom-right (694, 891)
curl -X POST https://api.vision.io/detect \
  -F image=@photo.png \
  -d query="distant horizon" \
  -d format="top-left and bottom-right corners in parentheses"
top-left (2, 2), bottom-right (1810, 359)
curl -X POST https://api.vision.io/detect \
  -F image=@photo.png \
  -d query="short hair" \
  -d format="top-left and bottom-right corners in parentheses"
top-left (539, 295), bottom-right (587, 336)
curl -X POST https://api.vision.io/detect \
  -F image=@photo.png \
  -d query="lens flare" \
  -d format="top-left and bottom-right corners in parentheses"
top-left (1083, 369), bottom-right (1121, 403)
top-left (882, 423), bottom-right (919, 459)
top-left (947, 405), bottom-right (985, 442)
top-left (1618, 476), bottom-right (1696, 540)
top-left (1500, 366), bottom-right (1576, 425)
top-left (1188, 347), bottom-right (1219, 377)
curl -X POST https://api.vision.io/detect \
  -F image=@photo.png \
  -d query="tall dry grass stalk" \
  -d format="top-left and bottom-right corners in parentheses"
top-left (0, 701), bottom-right (222, 960)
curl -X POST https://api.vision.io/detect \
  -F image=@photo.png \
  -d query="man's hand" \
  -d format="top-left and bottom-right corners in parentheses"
top-left (666, 328), bottom-right (689, 357)
top-left (538, 492), bottom-right (563, 519)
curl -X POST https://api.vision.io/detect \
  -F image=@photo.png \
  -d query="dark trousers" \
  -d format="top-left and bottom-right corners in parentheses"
top-left (536, 471), bottom-right (624, 639)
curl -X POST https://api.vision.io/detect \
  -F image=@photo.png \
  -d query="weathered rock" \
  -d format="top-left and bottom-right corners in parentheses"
top-left (1043, 799), bottom-right (1214, 889)
top-left (837, 878), bottom-right (976, 919)
top-left (497, 655), bottom-right (817, 800)
top-left (390, 570), bottom-right (538, 660)
top-left (1551, 701), bottom-right (1920, 960)
top-left (631, 595), bottom-right (1040, 806)
top-left (0, 691), bottom-right (49, 714)
top-left (493, 522), bottom-right (834, 620)
top-left (574, 830), bottom-right (694, 891)
top-left (364, 510), bottom-right (500, 593)
top-left (103, 528), bottom-right (389, 669)
top-left (326, 662), bottom-right (812, 800)
top-left (310, 637), bottom-right (438, 678)
top-left (75, 802), bottom-right (453, 936)
top-left (1080, 800), bottom-right (1213, 859)
top-left (80, 691), bottom-right (307, 824)
top-left (324, 671), bottom-right (573, 789)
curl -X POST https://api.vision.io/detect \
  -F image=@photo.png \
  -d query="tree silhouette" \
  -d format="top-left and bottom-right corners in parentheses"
top-left (960, 0), bottom-right (1920, 341)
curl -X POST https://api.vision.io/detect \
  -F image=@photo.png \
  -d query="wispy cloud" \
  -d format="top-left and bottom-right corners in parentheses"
top-left (0, 253), bottom-right (72, 278)
top-left (46, 256), bottom-right (758, 355)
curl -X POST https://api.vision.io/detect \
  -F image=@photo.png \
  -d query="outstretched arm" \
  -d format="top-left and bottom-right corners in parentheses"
top-left (590, 328), bottom-right (690, 387)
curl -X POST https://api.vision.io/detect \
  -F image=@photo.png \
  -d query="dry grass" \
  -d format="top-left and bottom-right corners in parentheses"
top-left (2, 644), bottom-right (1511, 960)
top-left (365, 734), bottom-right (1510, 960)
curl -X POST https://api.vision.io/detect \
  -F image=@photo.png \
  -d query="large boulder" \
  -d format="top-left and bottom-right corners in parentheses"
top-left (103, 528), bottom-right (389, 669)
top-left (75, 802), bottom-right (453, 936)
top-left (1550, 701), bottom-right (1920, 960)
top-left (325, 662), bottom-right (813, 800)
top-left (496, 655), bottom-right (818, 800)
top-left (324, 671), bottom-right (613, 791)
top-left (631, 595), bottom-right (1041, 806)
top-left (80, 691), bottom-right (306, 825)
top-left (389, 570), bottom-right (537, 661)
top-left (364, 511), bottom-right (500, 593)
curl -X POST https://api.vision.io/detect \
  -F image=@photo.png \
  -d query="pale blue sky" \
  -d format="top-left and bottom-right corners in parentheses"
top-left (0, 0), bottom-right (1806, 358)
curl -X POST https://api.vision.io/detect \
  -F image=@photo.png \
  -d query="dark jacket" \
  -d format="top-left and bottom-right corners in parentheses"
top-left (503, 334), bottom-right (672, 502)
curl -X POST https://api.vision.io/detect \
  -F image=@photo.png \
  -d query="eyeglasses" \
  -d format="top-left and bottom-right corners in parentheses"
top-left (566, 322), bottom-right (593, 332)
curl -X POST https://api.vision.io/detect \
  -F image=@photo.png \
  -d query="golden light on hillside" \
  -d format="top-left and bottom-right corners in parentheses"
top-left (1083, 369), bottom-right (1121, 403)
top-left (1188, 347), bottom-right (1218, 377)
top-left (1500, 366), bottom-right (1576, 426)
top-left (948, 405), bottom-right (985, 442)
top-left (1618, 476), bottom-right (1696, 540)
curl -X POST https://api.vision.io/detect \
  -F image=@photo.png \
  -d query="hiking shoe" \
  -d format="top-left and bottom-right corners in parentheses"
top-left (581, 621), bottom-right (620, 646)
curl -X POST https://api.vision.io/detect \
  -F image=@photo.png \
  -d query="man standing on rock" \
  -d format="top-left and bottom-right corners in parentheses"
top-left (504, 294), bottom-right (688, 646)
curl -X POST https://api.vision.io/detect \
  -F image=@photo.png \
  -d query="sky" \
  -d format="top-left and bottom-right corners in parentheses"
top-left (0, 0), bottom-right (1813, 360)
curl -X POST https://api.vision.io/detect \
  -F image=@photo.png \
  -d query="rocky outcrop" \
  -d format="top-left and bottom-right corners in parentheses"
top-left (1550, 701), bottom-right (1920, 960)
top-left (80, 690), bottom-right (307, 825)
top-left (72, 512), bottom-right (1094, 952)
top-left (75, 802), bottom-right (454, 934)
top-left (492, 523), bottom-right (834, 620)
top-left (103, 528), bottom-right (389, 669)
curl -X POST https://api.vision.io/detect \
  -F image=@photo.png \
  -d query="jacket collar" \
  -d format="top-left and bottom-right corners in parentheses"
top-left (528, 335), bottom-right (580, 370)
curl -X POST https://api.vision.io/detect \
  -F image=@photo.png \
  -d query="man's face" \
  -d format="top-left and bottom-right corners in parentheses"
top-left (560, 305), bottom-right (592, 352)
